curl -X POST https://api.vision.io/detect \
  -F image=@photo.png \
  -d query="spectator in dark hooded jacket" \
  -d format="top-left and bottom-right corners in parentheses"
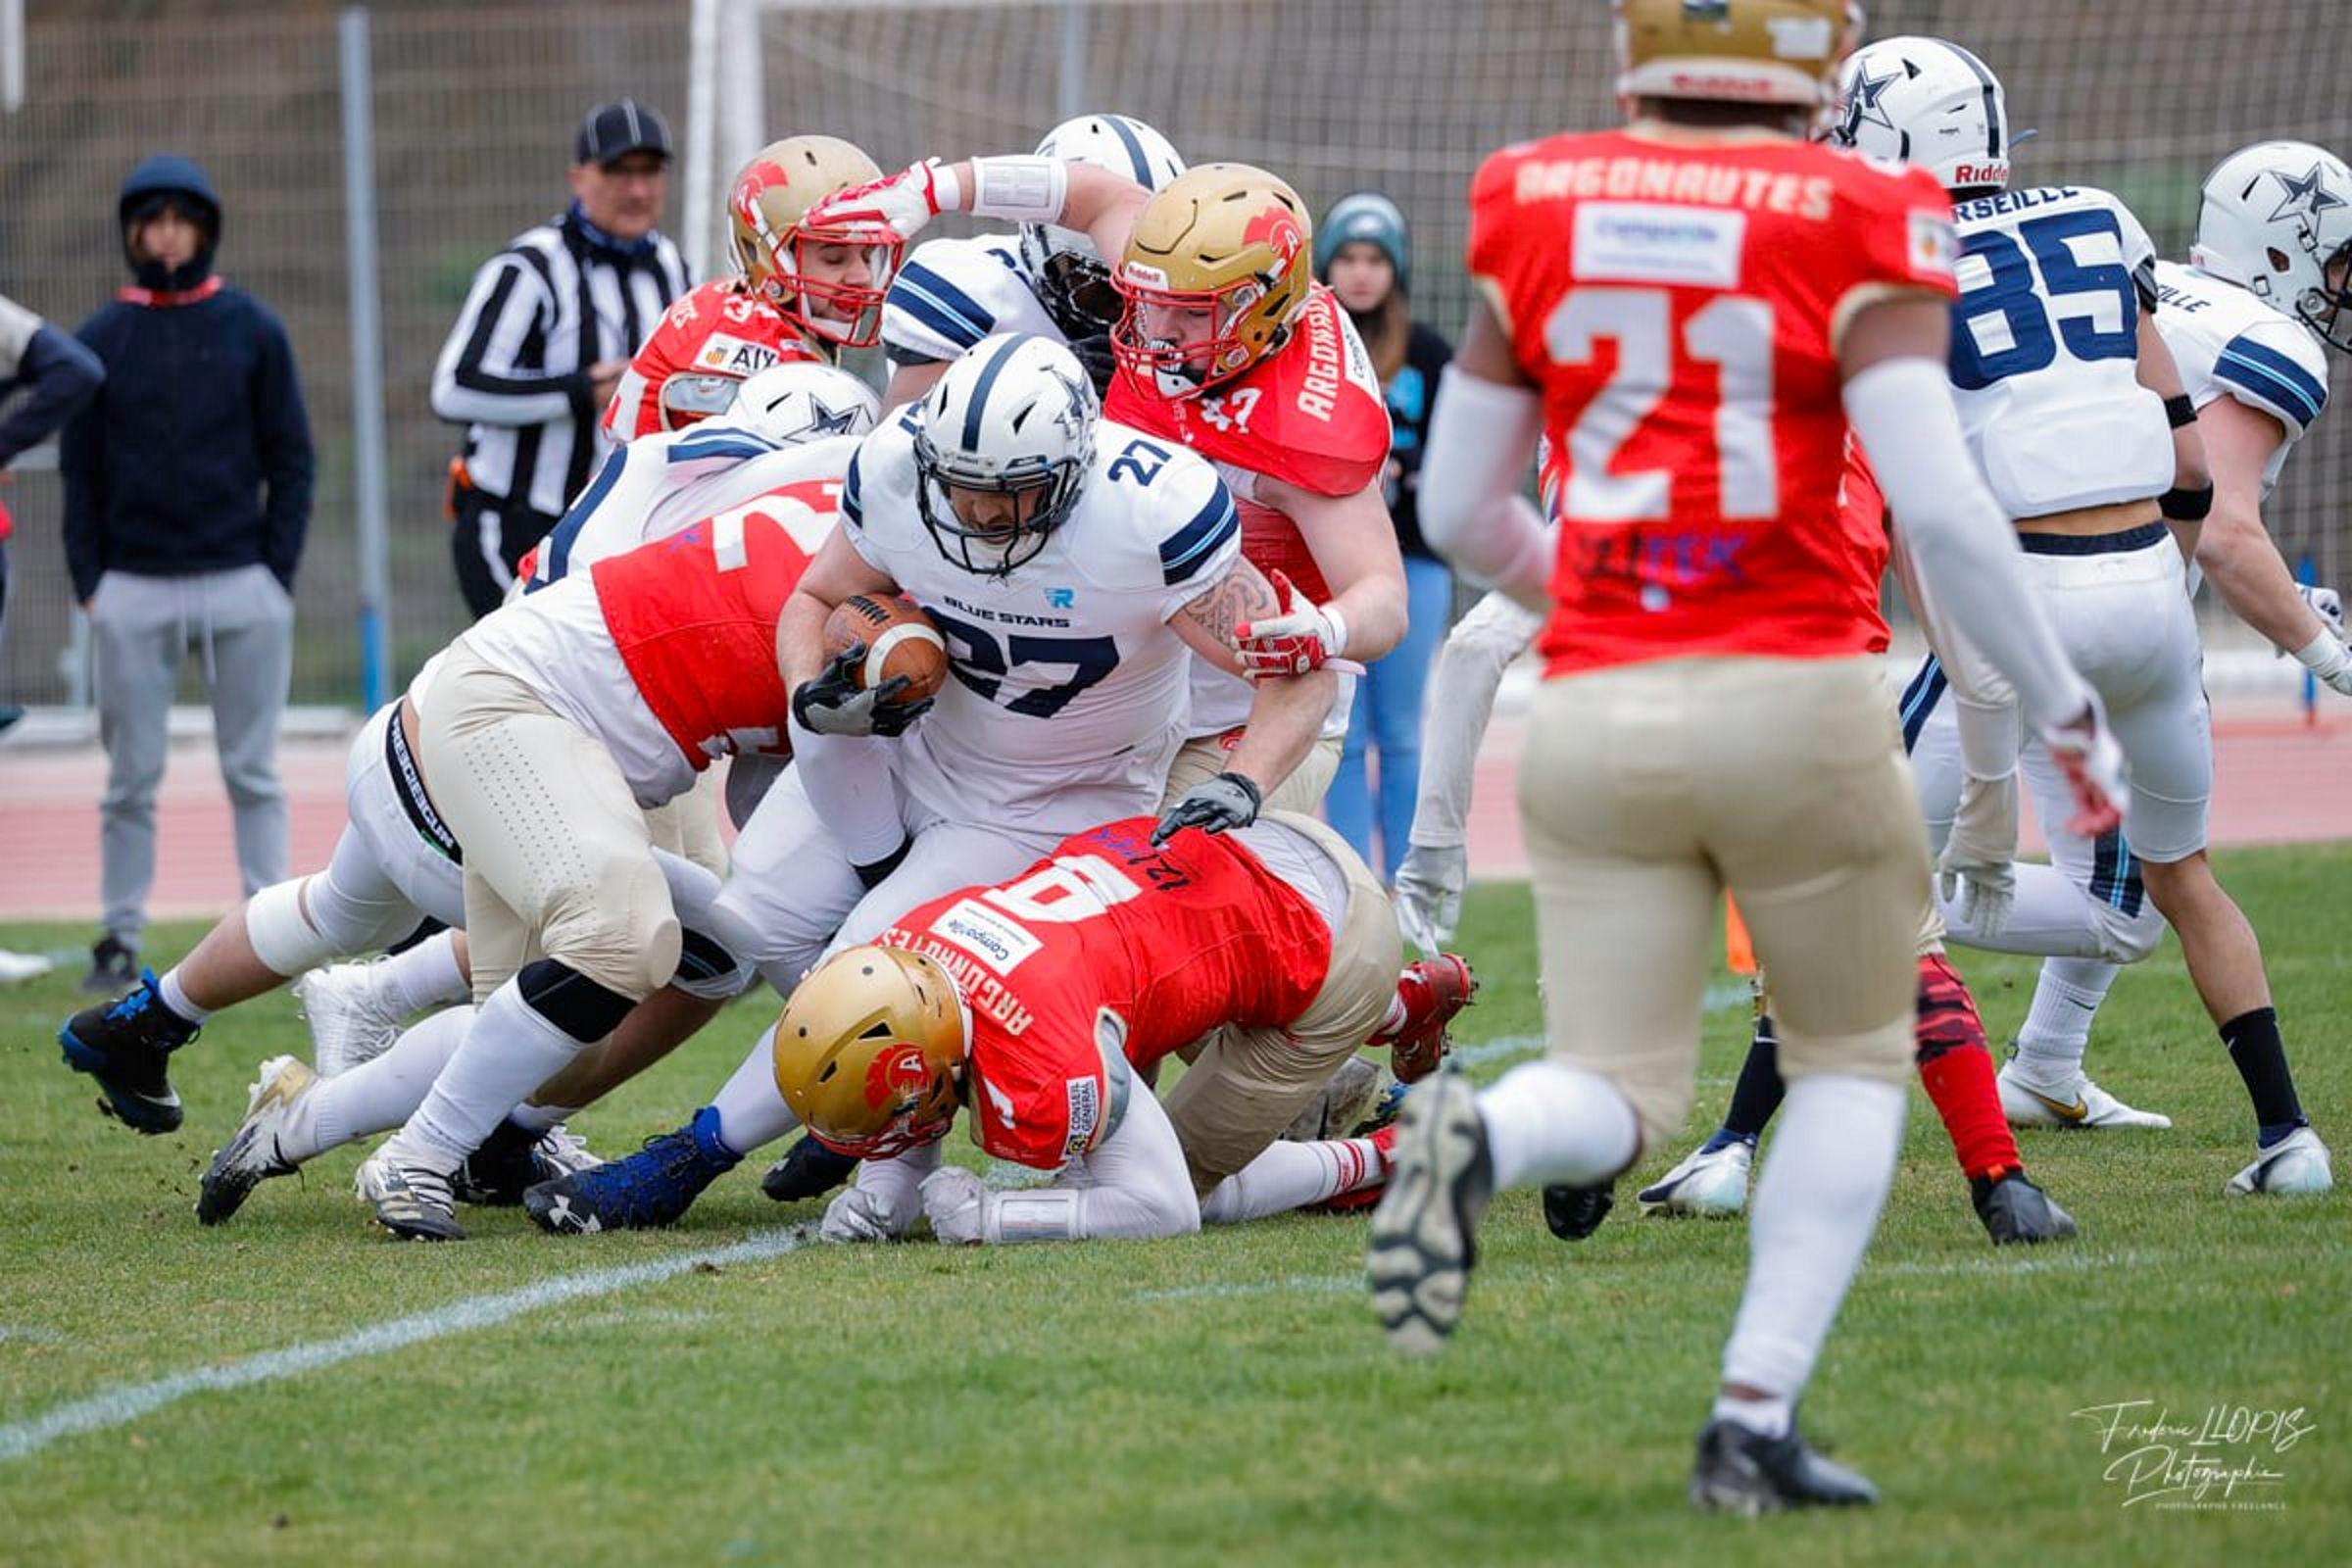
top-left (60, 153), bottom-right (314, 998)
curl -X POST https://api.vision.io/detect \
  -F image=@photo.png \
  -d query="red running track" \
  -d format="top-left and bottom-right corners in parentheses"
top-left (2, 703), bottom-right (2348, 924)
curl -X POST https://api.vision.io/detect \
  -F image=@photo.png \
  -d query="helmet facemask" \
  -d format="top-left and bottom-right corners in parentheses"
top-left (1023, 226), bottom-right (1123, 338)
top-left (913, 422), bottom-right (1090, 576)
top-left (1111, 272), bottom-right (1285, 401)
top-left (911, 336), bottom-right (1099, 577)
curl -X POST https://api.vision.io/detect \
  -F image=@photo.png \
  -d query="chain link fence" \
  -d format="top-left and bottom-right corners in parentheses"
top-left (2, 0), bottom-right (2346, 708)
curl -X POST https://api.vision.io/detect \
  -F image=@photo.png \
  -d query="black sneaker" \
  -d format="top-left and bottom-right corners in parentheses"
top-left (59, 967), bottom-right (198, 1134)
top-left (78, 935), bottom-right (138, 996)
top-left (1689, 1417), bottom-right (1879, 1513)
top-left (452, 1118), bottom-right (542, 1206)
top-left (1366, 1070), bottom-right (1493, 1356)
top-left (1971, 1167), bottom-right (2079, 1246)
top-left (1542, 1182), bottom-right (1615, 1242)
top-left (760, 1134), bottom-right (859, 1203)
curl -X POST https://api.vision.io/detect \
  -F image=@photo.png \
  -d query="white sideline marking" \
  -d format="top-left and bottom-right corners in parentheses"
top-left (0, 1326), bottom-right (67, 1346)
top-left (0, 1225), bottom-right (814, 1462)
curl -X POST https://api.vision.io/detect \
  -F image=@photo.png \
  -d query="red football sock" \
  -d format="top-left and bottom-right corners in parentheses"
top-left (1913, 951), bottom-right (2023, 1182)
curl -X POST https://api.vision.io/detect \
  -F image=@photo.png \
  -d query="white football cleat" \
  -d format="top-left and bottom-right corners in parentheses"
top-left (1997, 1063), bottom-right (2173, 1130)
top-left (294, 961), bottom-right (410, 1077)
top-left (196, 1054), bottom-right (316, 1226)
top-left (534, 1121), bottom-right (603, 1180)
top-left (1636, 1140), bottom-right (1752, 1218)
top-left (2225, 1126), bottom-right (2333, 1197)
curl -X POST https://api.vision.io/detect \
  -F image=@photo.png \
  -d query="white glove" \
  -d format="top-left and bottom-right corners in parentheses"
top-left (819, 1184), bottom-right (909, 1244)
top-left (803, 159), bottom-right (957, 245)
top-left (1392, 842), bottom-right (1467, 953)
top-left (2038, 700), bottom-right (2127, 839)
top-left (2298, 582), bottom-right (2344, 637)
top-left (921, 1166), bottom-right (987, 1246)
top-left (2291, 630), bottom-right (2352, 697)
top-left (1936, 772), bottom-right (2018, 940)
top-left (1235, 569), bottom-right (1352, 678)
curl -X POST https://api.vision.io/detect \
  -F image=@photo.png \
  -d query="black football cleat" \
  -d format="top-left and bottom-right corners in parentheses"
top-left (760, 1134), bottom-right (859, 1203)
top-left (59, 968), bottom-right (198, 1134)
top-left (1542, 1182), bottom-right (1615, 1242)
top-left (1971, 1167), bottom-right (2079, 1246)
top-left (1690, 1418), bottom-right (1879, 1513)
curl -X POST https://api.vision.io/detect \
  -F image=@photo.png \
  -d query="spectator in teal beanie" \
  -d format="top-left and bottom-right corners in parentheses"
top-left (1315, 191), bottom-right (1452, 883)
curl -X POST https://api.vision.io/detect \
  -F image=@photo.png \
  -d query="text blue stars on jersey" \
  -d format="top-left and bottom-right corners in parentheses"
top-left (2216, 335), bottom-right (2328, 430)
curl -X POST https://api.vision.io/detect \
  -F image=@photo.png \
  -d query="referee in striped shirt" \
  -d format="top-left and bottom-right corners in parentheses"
top-left (431, 99), bottom-right (691, 615)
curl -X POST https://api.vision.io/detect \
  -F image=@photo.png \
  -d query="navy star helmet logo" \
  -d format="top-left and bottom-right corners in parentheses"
top-left (2268, 162), bottom-right (2346, 224)
top-left (1047, 368), bottom-right (1093, 443)
top-left (803, 393), bottom-right (863, 438)
top-left (1839, 62), bottom-right (1901, 144)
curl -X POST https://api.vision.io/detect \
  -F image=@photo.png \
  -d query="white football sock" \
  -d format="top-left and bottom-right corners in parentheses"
top-left (379, 981), bottom-right (589, 1172)
top-left (710, 1020), bottom-right (796, 1156)
top-left (156, 967), bottom-right (212, 1025)
top-left (1721, 1073), bottom-right (1903, 1401)
top-left (1476, 1059), bottom-right (1640, 1191)
top-left (1200, 1136), bottom-right (1382, 1225)
top-left (2013, 957), bottom-right (2121, 1079)
top-left (299, 1004), bottom-right (473, 1161)
top-left (1711, 1392), bottom-right (1794, 1439)
top-left (378, 930), bottom-right (470, 1014)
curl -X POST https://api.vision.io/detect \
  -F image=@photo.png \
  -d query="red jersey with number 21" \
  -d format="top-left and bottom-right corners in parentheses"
top-left (1467, 128), bottom-right (1957, 676)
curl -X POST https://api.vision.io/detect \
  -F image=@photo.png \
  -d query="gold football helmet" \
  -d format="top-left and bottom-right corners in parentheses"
top-left (1614, 0), bottom-right (1851, 109)
top-left (771, 945), bottom-right (968, 1158)
top-left (1112, 163), bottom-right (1314, 399)
top-left (728, 134), bottom-right (896, 349)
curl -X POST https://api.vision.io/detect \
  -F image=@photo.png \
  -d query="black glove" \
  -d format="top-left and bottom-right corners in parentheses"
top-left (792, 642), bottom-right (934, 738)
top-left (1069, 333), bottom-right (1118, 397)
top-left (1152, 770), bottom-right (1262, 845)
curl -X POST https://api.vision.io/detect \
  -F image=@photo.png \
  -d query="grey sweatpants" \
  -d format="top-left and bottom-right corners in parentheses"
top-left (90, 564), bottom-right (293, 946)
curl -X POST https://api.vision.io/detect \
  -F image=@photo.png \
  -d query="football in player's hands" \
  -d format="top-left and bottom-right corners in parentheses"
top-left (822, 594), bottom-right (950, 704)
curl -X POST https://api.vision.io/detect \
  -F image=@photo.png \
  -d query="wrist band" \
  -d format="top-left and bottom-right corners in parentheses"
top-left (967, 156), bottom-right (1067, 222)
top-left (2164, 394), bottom-right (2198, 428)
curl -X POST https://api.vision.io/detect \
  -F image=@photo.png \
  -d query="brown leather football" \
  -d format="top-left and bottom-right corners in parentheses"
top-left (822, 594), bottom-right (949, 702)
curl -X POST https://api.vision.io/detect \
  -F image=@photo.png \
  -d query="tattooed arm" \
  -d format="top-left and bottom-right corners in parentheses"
top-left (1170, 556), bottom-right (1337, 794)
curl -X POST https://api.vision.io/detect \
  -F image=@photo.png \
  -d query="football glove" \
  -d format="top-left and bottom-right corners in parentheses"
top-left (2038, 701), bottom-right (2126, 839)
top-left (1235, 569), bottom-right (1351, 678)
top-left (792, 642), bottom-right (933, 738)
top-left (2291, 629), bottom-right (2352, 697)
top-left (2297, 582), bottom-right (2344, 637)
top-left (1152, 770), bottom-right (1261, 844)
top-left (1068, 333), bottom-right (1118, 397)
top-left (1392, 842), bottom-right (1467, 953)
top-left (804, 158), bottom-right (956, 245)
top-left (921, 1166), bottom-right (987, 1246)
top-left (1936, 772), bottom-right (2019, 940)
top-left (819, 1184), bottom-right (908, 1244)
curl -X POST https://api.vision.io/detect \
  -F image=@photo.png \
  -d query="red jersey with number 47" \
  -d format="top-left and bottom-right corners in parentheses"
top-left (1105, 284), bottom-right (1390, 602)
top-left (1468, 128), bottom-right (1957, 676)
top-left (875, 818), bottom-right (1332, 1171)
top-left (603, 279), bottom-right (824, 441)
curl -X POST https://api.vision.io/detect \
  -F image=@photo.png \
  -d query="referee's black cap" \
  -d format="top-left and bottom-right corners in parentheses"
top-left (576, 99), bottom-right (674, 168)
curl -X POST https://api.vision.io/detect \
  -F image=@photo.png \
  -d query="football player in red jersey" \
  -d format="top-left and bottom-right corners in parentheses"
top-left (804, 153), bottom-right (1407, 811)
top-left (1366, 0), bottom-right (2123, 1512)
top-left (602, 135), bottom-right (893, 441)
top-left (767, 812), bottom-right (1466, 1243)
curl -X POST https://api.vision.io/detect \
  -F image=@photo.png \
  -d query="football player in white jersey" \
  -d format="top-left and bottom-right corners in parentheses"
top-left (1840, 39), bottom-right (2330, 1197)
top-left (879, 113), bottom-right (1184, 408)
top-left (525, 332), bottom-right (1339, 1233)
top-left (1911, 139), bottom-right (2350, 1154)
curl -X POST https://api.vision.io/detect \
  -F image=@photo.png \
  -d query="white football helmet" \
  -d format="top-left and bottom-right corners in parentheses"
top-left (2192, 141), bottom-right (2352, 354)
top-left (1832, 34), bottom-right (2011, 193)
top-left (913, 333), bottom-right (1098, 576)
top-left (717, 361), bottom-right (881, 446)
top-left (1021, 114), bottom-right (1186, 338)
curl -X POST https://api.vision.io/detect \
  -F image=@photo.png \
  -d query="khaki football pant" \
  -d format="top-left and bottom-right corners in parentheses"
top-left (1521, 656), bottom-right (1924, 1154)
top-left (1162, 810), bottom-right (1402, 1196)
top-left (416, 639), bottom-right (682, 1004)
top-left (1162, 732), bottom-right (1344, 815)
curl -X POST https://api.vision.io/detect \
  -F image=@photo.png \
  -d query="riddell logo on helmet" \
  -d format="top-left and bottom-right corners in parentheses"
top-left (863, 1044), bottom-right (931, 1109)
top-left (1244, 206), bottom-right (1304, 267)
top-left (1954, 163), bottom-right (2009, 185)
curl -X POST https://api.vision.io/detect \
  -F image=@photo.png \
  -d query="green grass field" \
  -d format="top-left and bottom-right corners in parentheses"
top-left (3, 846), bottom-right (2346, 1565)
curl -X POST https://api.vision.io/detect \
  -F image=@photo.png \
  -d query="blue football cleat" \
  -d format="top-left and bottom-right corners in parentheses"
top-left (524, 1105), bottom-right (740, 1234)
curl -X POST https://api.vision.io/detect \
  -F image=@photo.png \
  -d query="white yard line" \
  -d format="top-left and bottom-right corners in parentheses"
top-left (0, 1225), bottom-right (813, 1462)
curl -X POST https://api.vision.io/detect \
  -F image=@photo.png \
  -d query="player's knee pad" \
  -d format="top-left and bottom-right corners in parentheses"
top-left (245, 876), bottom-right (333, 977)
top-left (538, 853), bottom-right (681, 999)
top-left (670, 923), bottom-right (754, 1002)
top-left (514, 956), bottom-right (641, 1046)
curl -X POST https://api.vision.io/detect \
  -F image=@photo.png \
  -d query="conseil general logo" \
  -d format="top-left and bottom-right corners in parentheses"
top-left (2070, 1397), bottom-right (2315, 1511)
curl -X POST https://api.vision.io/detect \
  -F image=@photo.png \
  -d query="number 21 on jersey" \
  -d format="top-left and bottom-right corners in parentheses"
top-left (1544, 287), bottom-right (1778, 523)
